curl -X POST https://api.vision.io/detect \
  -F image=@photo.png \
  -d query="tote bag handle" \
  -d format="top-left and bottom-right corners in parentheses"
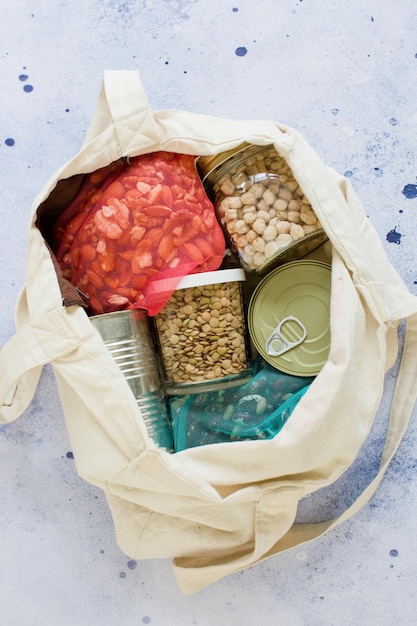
top-left (0, 304), bottom-right (148, 460)
top-left (274, 313), bottom-right (417, 546)
top-left (0, 308), bottom-right (79, 423)
top-left (82, 70), bottom-right (161, 156)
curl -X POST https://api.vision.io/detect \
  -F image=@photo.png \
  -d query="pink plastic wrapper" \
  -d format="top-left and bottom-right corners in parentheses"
top-left (53, 152), bottom-right (226, 316)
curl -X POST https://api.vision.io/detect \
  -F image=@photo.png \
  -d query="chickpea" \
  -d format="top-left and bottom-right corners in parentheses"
top-left (288, 211), bottom-right (300, 223)
top-left (243, 211), bottom-right (257, 225)
top-left (252, 236), bottom-right (265, 253)
top-left (263, 224), bottom-right (278, 241)
top-left (290, 223), bottom-right (305, 240)
top-left (300, 209), bottom-right (317, 225)
top-left (252, 218), bottom-right (266, 235)
top-left (263, 189), bottom-right (276, 205)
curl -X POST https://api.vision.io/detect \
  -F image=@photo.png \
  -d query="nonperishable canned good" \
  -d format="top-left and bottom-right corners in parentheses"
top-left (248, 260), bottom-right (332, 376)
top-left (153, 268), bottom-right (253, 394)
top-left (90, 309), bottom-right (174, 451)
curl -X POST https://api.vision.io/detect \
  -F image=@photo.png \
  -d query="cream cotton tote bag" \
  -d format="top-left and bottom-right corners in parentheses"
top-left (1, 70), bottom-right (417, 594)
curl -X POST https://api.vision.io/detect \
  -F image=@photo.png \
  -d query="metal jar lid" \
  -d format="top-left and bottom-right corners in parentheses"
top-left (196, 143), bottom-right (259, 182)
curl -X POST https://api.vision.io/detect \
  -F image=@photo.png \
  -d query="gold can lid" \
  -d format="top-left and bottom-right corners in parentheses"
top-left (196, 143), bottom-right (250, 181)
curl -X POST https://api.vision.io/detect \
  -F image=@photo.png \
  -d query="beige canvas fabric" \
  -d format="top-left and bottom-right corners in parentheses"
top-left (1, 70), bottom-right (417, 594)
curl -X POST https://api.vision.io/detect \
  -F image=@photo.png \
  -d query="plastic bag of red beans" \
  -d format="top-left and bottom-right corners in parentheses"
top-left (52, 151), bottom-right (226, 316)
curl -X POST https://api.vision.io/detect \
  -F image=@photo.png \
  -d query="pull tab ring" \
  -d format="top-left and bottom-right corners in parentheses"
top-left (265, 316), bottom-right (307, 357)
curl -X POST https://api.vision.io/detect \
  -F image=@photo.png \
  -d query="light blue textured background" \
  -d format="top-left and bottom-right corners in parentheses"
top-left (1, 1), bottom-right (417, 624)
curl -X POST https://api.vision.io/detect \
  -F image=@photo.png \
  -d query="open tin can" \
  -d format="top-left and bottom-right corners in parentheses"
top-left (90, 309), bottom-right (173, 451)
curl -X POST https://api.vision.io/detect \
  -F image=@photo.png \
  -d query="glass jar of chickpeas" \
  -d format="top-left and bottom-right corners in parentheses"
top-left (197, 144), bottom-right (327, 275)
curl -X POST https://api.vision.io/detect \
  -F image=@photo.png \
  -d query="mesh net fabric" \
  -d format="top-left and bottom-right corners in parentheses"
top-left (52, 152), bottom-right (226, 316)
top-left (169, 360), bottom-right (314, 451)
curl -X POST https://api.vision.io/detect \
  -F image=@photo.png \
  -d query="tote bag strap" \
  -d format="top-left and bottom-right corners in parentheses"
top-left (0, 308), bottom-right (78, 423)
top-left (82, 70), bottom-right (160, 156)
top-left (265, 312), bottom-right (417, 555)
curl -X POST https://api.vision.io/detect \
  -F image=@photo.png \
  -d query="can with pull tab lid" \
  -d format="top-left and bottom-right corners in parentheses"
top-left (248, 260), bottom-right (332, 376)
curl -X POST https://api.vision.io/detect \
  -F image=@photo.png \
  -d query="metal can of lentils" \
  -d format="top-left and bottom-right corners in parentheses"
top-left (154, 268), bottom-right (253, 394)
top-left (197, 144), bottom-right (328, 275)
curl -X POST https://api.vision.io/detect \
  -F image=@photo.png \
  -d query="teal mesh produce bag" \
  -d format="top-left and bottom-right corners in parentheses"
top-left (169, 360), bottom-right (314, 451)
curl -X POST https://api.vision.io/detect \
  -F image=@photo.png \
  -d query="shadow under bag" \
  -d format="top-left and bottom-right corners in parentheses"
top-left (1, 70), bottom-right (417, 594)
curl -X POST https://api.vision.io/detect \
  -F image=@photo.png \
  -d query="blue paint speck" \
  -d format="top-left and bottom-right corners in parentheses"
top-left (386, 228), bottom-right (402, 245)
top-left (5, 138), bottom-right (15, 147)
top-left (142, 617), bottom-right (151, 624)
top-left (390, 117), bottom-right (398, 126)
top-left (119, 571), bottom-right (126, 579)
top-left (23, 84), bottom-right (34, 93)
top-left (344, 170), bottom-right (354, 178)
top-left (66, 451), bottom-right (74, 459)
top-left (389, 549), bottom-right (399, 557)
top-left (232, 7), bottom-right (239, 11)
top-left (19, 74), bottom-right (29, 81)
top-left (402, 184), bottom-right (417, 199)
top-left (235, 46), bottom-right (247, 57)
top-left (127, 560), bottom-right (137, 570)
top-left (374, 167), bottom-right (383, 177)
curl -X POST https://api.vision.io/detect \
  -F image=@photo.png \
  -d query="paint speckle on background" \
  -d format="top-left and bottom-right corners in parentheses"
top-left (119, 571), bottom-right (126, 579)
top-left (66, 451), bottom-right (74, 459)
top-left (390, 549), bottom-right (399, 557)
top-left (386, 228), bottom-right (402, 244)
top-left (4, 138), bottom-right (15, 147)
top-left (127, 559), bottom-right (137, 570)
top-left (18, 71), bottom-right (34, 92)
top-left (235, 46), bottom-right (247, 56)
top-left (142, 617), bottom-right (151, 625)
top-left (402, 184), bottom-right (417, 199)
